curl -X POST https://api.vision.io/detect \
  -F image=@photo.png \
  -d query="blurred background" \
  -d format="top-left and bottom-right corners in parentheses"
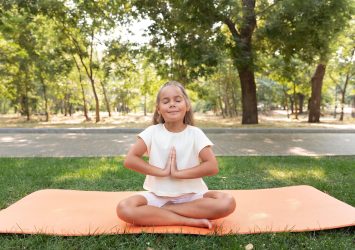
top-left (0, 0), bottom-right (354, 126)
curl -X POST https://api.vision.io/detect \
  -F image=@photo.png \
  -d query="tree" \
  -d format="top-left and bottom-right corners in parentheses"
top-left (139, 61), bottom-right (162, 116)
top-left (0, 6), bottom-right (38, 120)
top-left (133, 0), bottom-right (262, 124)
top-left (261, 0), bottom-right (353, 122)
top-left (72, 55), bottom-right (91, 121)
top-left (101, 40), bottom-right (137, 116)
top-left (209, 59), bottom-right (241, 117)
top-left (32, 15), bottom-right (72, 121)
top-left (265, 54), bottom-right (313, 118)
top-left (328, 24), bottom-right (355, 121)
top-left (50, 0), bottom-right (127, 122)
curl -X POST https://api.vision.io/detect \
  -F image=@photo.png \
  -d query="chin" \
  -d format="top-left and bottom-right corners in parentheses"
top-left (164, 117), bottom-right (184, 123)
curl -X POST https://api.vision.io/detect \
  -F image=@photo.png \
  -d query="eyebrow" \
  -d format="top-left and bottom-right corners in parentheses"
top-left (161, 95), bottom-right (183, 100)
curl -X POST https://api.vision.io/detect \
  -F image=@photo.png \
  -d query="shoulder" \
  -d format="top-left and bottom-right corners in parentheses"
top-left (186, 125), bottom-right (205, 134)
top-left (138, 124), bottom-right (164, 145)
top-left (139, 124), bottom-right (164, 138)
top-left (187, 125), bottom-right (213, 147)
top-left (142, 124), bottom-right (163, 133)
top-left (186, 125), bottom-right (208, 138)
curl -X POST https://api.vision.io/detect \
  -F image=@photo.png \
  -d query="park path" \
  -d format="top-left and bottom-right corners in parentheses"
top-left (0, 128), bottom-right (354, 157)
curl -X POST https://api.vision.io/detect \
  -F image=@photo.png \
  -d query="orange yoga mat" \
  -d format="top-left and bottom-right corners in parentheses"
top-left (0, 185), bottom-right (354, 236)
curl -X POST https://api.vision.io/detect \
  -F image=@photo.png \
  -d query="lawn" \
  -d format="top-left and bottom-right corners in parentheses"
top-left (0, 156), bottom-right (354, 249)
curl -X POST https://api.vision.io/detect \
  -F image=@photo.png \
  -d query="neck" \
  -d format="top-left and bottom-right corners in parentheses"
top-left (164, 122), bottom-right (187, 132)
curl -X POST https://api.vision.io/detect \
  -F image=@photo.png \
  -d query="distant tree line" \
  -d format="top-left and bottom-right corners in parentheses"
top-left (0, 0), bottom-right (354, 124)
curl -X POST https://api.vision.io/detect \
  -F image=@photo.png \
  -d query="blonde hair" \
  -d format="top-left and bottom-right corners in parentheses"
top-left (153, 80), bottom-right (194, 125)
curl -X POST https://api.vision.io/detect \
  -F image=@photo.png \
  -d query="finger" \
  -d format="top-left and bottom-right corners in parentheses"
top-left (170, 148), bottom-right (174, 161)
top-left (166, 149), bottom-right (173, 168)
top-left (171, 147), bottom-right (176, 158)
top-left (171, 148), bottom-right (176, 168)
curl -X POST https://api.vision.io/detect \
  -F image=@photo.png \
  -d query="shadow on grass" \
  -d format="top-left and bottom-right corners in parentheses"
top-left (0, 157), bottom-right (144, 209)
top-left (0, 156), bottom-right (354, 209)
top-left (207, 156), bottom-right (355, 206)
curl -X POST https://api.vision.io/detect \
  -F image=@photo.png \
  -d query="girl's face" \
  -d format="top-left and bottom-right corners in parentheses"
top-left (157, 85), bottom-right (189, 124)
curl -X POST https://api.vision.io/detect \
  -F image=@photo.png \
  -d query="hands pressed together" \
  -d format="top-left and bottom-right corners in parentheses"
top-left (162, 147), bottom-right (180, 178)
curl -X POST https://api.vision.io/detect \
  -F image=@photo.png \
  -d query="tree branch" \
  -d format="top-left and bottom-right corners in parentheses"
top-left (89, 25), bottom-right (94, 79)
top-left (224, 18), bottom-right (240, 40)
top-left (59, 21), bottom-right (92, 78)
top-left (255, 0), bottom-right (282, 17)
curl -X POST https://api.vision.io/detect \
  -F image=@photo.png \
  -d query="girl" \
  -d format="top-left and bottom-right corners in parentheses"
top-left (116, 81), bottom-right (236, 229)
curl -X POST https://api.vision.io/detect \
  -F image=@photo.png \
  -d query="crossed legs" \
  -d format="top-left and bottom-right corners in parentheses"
top-left (116, 191), bottom-right (236, 229)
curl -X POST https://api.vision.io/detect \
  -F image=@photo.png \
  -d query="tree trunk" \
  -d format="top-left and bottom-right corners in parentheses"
top-left (100, 81), bottom-right (111, 117)
top-left (224, 82), bottom-right (231, 117)
top-left (87, 28), bottom-right (100, 123)
top-left (80, 83), bottom-right (90, 121)
top-left (64, 95), bottom-right (68, 117)
top-left (67, 25), bottom-right (100, 122)
top-left (289, 97), bottom-right (294, 114)
top-left (73, 55), bottom-right (90, 121)
top-left (231, 81), bottom-right (238, 117)
top-left (237, 68), bottom-right (258, 124)
top-left (224, 0), bottom-right (258, 124)
top-left (217, 81), bottom-right (225, 118)
top-left (89, 78), bottom-right (100, 122)
top-left (69, 103), bottom-right (73, 116)
top-left (24, 73), bottom-right (30, 121)
top-left (352, 95), bottom-right (355, 118)
top-left (282, 88), bottom-right (290, 119)
top-left (339, 68), bottom-right (351, 121)
top-left (40, 75), bottom-right (50, 122)
top-left (298, 94), bottom-right (305, 114)
top-left (339, 96), bottom-right (344, 121)
top-left (293, 82), bottom-right (298, 119)
top-left (308, 63), bottom-right (326, 123)
top-left (64, 82), bottom-right (69, 117)
top-left (19, 63), bottom-right (31, 120)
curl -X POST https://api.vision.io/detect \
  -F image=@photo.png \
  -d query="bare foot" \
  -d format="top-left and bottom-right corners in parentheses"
top-left (200, 219), bottom-right (213, 229)
top-left (186, 218), bottom-right (212, 229)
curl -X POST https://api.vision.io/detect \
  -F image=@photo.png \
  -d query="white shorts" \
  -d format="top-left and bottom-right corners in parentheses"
top-left (139, 191), bottom-right (206, 208)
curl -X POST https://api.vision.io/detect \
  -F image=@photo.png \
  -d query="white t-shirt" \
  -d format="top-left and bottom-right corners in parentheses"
top-left (138, 123), bottom-right (214, 197)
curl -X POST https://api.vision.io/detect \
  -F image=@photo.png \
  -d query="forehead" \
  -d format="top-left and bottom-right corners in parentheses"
top-left (159, 85), bottom-right (184, 99)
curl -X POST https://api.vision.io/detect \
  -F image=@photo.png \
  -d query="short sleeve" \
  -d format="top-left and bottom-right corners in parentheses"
top-left (194, 128), bottom-right (214, 154)
top-left (138, 125), bottom-right (155, 150)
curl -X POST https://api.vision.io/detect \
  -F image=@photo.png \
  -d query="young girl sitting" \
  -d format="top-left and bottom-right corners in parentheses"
top-left (116, 80), bottom-right (236, 229)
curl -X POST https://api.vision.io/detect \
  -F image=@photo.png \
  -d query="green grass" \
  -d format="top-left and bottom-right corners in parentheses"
top-left (0, 156), bottom-right (354, 250)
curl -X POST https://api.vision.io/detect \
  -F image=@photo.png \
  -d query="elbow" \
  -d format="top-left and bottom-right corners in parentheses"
top-left (211, 167), bottom-right (219, 176)
top-left (209, 159), bottom-right (219, 176)
top-left (123, 158), bottom-right (131, 169)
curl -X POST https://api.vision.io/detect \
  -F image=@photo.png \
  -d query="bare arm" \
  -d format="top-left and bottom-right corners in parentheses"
top-left (123, 138), bottom-right (170, 177)
top-left (170, 146), bottom-right (219, 179)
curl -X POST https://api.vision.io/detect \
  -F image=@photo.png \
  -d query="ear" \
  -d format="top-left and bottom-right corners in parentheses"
top-left (156, 105), bottom-right (160, 115)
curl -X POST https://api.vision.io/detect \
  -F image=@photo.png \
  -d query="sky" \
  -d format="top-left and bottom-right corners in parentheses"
top-left (95, 18), bottom-right (153, 55)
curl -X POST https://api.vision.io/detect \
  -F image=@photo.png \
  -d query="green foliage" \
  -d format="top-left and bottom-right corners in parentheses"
top-left (133, 0), bottom-right (225, 83)
top-left (0, 0), bottom-right (354, 120)
top-left (326, 24), bottom-right (355, 101)
top-left (256, 77), bottom-right (284, 110)
top-left (193, 57), bottom-right (241, 116)
top-left (260, 0), bottom-right (353, 63)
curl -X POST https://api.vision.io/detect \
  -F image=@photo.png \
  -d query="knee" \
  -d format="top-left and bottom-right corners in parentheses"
top-left (116, 200), bottom-right (133, 222)
top-left (217, 193), bottom-right (236, 216)
top-left (224, 193), bottom-right (236, 214)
